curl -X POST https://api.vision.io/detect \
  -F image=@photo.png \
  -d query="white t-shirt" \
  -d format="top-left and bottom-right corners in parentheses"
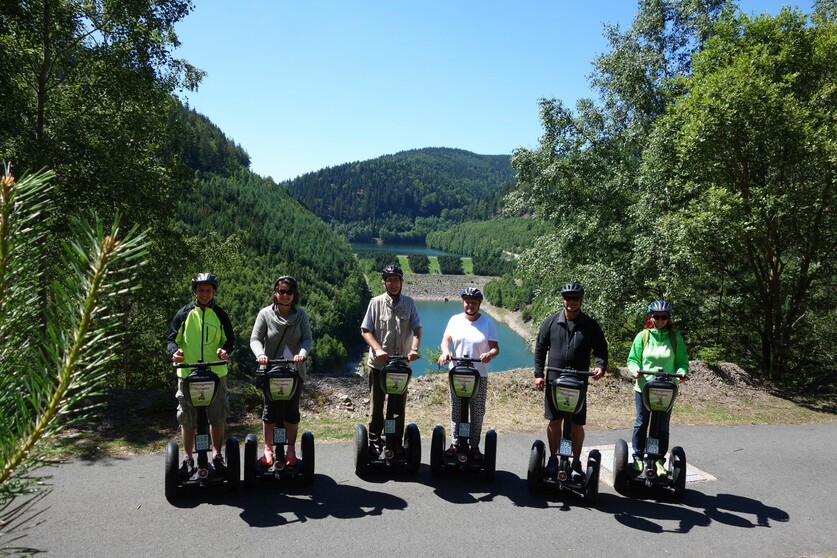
top-left (442, 313), bottom-right (498, 377)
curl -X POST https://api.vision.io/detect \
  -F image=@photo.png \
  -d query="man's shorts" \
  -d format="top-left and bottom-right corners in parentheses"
top-left (176, 376), bottom-right (230, 430)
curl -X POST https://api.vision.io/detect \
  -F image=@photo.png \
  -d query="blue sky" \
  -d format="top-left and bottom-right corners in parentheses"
top-left (174, 1), bottom-right (800, 182)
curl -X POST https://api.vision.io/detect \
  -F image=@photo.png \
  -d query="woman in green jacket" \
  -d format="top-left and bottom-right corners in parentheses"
top-left (626, 300), bottom-right (689, 477)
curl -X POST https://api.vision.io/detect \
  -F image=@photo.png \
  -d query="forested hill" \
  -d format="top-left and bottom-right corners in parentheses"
top-left (283, 148), bottom-right (515, 243)
top-left (175, 107), bottom-right (368, 375)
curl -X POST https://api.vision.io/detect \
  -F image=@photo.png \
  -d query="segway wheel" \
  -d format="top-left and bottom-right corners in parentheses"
top-left (527, 439), bottom-right (545, 492)
top-left (584, 449), bottom-right (601, 505)
top-left (165, 441), bottom-right (180, 503)
top-left (301, 431), bottom-right (315, 484)
top-left (354, 424), bottom-right (369, 477)
top-left (671, 446), bottom-right (687, 500)
top-left (405, 423), bottom-right (421, 473)
top-left (243, 434), bottom-right (257, 487)
top-left (483, 429), bottom-right (497, 481)
top-left (612, 438), bottom-right (629, 494)
top-left (430, 425), bottom-right (445, 476)
top-left (226, 436), bottom-right (240, 492)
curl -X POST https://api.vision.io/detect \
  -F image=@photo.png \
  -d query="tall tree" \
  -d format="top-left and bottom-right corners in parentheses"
top-left (642, 7), bottom-right (837, 381)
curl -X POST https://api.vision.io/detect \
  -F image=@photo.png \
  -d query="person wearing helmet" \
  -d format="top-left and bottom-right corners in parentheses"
top-left (533, 281), bottom-right (608, 480)
top-left (166, 273), bottom-right (235, 477)
top-left (626, 299), bottom-right (689, 476)
top-left (360, 264), bottom-right (423, 457)
top-left (438, 287), bottom-right (499, 460)
top-left (250, 275), bottom-right (313, 466)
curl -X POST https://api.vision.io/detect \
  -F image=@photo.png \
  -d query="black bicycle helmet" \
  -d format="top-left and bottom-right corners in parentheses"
top-left (191, 272), bottom-right (219, 291)
top-left (648, 300), bottom-right (673, 314)
top-left (381, 265), bottom-right (403, 280)
top-left (560, 281), bottom-right (585, 297)
top-left (273, 275), bottom-right (298, 291)
top-left (460, 287), bottom-right (484, 300)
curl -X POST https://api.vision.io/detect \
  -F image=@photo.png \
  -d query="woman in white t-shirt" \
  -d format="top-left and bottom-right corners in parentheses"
top-left (437, 287), bottom-right (500, 460)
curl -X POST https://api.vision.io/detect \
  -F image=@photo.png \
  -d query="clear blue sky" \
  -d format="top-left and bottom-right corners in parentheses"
top-left (174, 0), bottom-right (800, 182)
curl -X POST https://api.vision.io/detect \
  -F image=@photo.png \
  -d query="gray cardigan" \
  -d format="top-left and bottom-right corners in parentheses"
top-left (249, 304), bottom-right (313, 380)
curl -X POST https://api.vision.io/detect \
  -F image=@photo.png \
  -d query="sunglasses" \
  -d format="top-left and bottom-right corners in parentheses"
top-left (563, 295), bottom-right (581, 301)
top-left (275, 289), bottom-right (293, 296)
top-left (652, 314), bottom-right (669, 320)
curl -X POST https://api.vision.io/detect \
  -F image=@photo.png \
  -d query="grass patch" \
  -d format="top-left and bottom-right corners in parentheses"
top-left (462, 257), bottom-right (473, 274)
top-left (428, 256), bottom-right (441, 274)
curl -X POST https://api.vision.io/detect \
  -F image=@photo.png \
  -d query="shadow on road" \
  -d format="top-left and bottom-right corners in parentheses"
top-left (597, 488), bottom-right (790, 533)
top-left (235, 474), bottom-right (409, 527)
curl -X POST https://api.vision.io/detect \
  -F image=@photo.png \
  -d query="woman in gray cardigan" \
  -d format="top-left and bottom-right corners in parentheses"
top-left (250, 275), bottom-right (313, 466)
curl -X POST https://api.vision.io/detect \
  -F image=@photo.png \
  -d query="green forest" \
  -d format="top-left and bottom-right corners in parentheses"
top-left (284, 147), bottom-right (515, 243)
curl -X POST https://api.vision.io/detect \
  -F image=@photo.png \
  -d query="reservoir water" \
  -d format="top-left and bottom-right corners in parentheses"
top-left (411, 300), bottom-right (533, 376)
top-left (351, 242), bottom-right (459, 257)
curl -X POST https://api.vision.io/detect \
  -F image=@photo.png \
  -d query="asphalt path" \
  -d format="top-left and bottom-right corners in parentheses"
top-left (19, 423), bottom-right (837, 557)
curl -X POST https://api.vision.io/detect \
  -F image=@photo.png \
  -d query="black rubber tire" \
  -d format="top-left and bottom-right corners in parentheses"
top-left (430, 425), bottom-right (445, 476)
top-left (243, 434), bottom-right (257, 487)
top-left (354, 424), bottom-right (369, 477)
top-left (585, 449), bottom-right (601, 505)
top-left (613, 438), bottom-right (629, 494)
top-left (483, 429), bottom-right (497, 481)
top-left (165, 441), bottom-right (180, 503)
top-left (671, 446), bottom-right (687, 500)
top-left (226, 436), bottom-right (240, 492)
top-left (527, 439), bottom-right (545, 492)
top-left (405, 423), bottom-right (421, 473)
top-left (301, 431), bottom-right (315, 484)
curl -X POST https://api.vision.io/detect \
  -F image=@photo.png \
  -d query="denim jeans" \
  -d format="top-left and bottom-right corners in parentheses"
top-left (632, 390), bottom-right (672, 460)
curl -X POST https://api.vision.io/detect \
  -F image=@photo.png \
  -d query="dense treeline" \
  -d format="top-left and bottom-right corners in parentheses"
top-left (505, 2), bottom-right (836, 387)
top-left (426, 217), bottom-right (550, 257)
top-left (437, 256), bottom-right (464, 275)
top-left (285, 148), bottom-right (514, 242)
top-left (407, 255), bottom-right (430, 274)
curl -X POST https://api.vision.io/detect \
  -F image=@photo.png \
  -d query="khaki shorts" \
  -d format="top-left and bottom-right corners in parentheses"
top-left (176, 376), bottom-right (230, 430)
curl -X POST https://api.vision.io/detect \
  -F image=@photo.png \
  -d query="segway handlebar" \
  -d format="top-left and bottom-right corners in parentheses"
top-left (450, 356), bottom-right (480, 365)
top-left (637, 369), bottom-right (686, 379)
top-left (545, 366), bottom-right (596, 377)
top-left (387, 354), bottom-right (410, 364)
top-left (265, 357), bottom-right (306, 365)
top-left (173, 360), bottom-right (228, 369)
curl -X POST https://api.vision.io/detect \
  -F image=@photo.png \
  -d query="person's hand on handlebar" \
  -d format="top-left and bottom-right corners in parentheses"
top-left (534, 376), bottom-right (545, 391)
top-left (438, 352), bottom-right (451, 366)
top-left (293, 353), bottom-right (305, 364)
top-left (592, 367), bottom-right (604, 381)
top-left (257, 354), bottom-right (268, 366)
top-left (216, 347), bottom-right (229, 361)
top-left (172, 348), bottom-right (184, 364)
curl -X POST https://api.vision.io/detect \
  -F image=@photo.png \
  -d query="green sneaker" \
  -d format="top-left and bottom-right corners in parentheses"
top-left (631, 458), bottom-right (643, 472)
top-left (655, 459), bottom-right (668, 477)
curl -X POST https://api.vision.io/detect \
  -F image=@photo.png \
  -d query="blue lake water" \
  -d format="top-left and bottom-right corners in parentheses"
top-left (411, 300), bottom-right (533, 376)
top-left (350, 242), bottom-right (460, 257)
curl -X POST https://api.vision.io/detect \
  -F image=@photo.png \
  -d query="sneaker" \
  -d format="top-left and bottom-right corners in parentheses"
top-left (545, 455), bottom-right (559, 476)
top-left (212, 453), bottom-right (226, 473)
top-left (655, 459), bottom-right (668, 477)
top-left (445, 444), bottom-right (458, 458)
top-left (470, 446), bottom-right (483, 461)
top-left (394, 446), bottom-right (406, 459)
top-left (179, 456), bottom-right (195, 477)
top-left (632, 458), bottom-right (644, 473)
top-left (285, 447), bottom-right (297, 466)
top-left (260, 445), bottom-right (274, 466)
top-left (571, 459), bottom-right (584, 481)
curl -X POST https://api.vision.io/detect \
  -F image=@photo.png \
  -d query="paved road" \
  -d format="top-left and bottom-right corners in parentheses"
top-left (20, 423), bottom-right (837, 557)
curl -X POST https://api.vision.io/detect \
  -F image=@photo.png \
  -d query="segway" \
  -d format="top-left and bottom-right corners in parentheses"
top-left (612, 369), bottom-right (687, 500)
top-left (165, 360), bottom-right (240, 502)
top-left (429, 356), bottom-right (497, 480)
top-left (243, 358), bottom-right (314, 486)
top-left (354, 355), bottom-right (421, 476)
top-left (527, 367), bottom-right (601, 504)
